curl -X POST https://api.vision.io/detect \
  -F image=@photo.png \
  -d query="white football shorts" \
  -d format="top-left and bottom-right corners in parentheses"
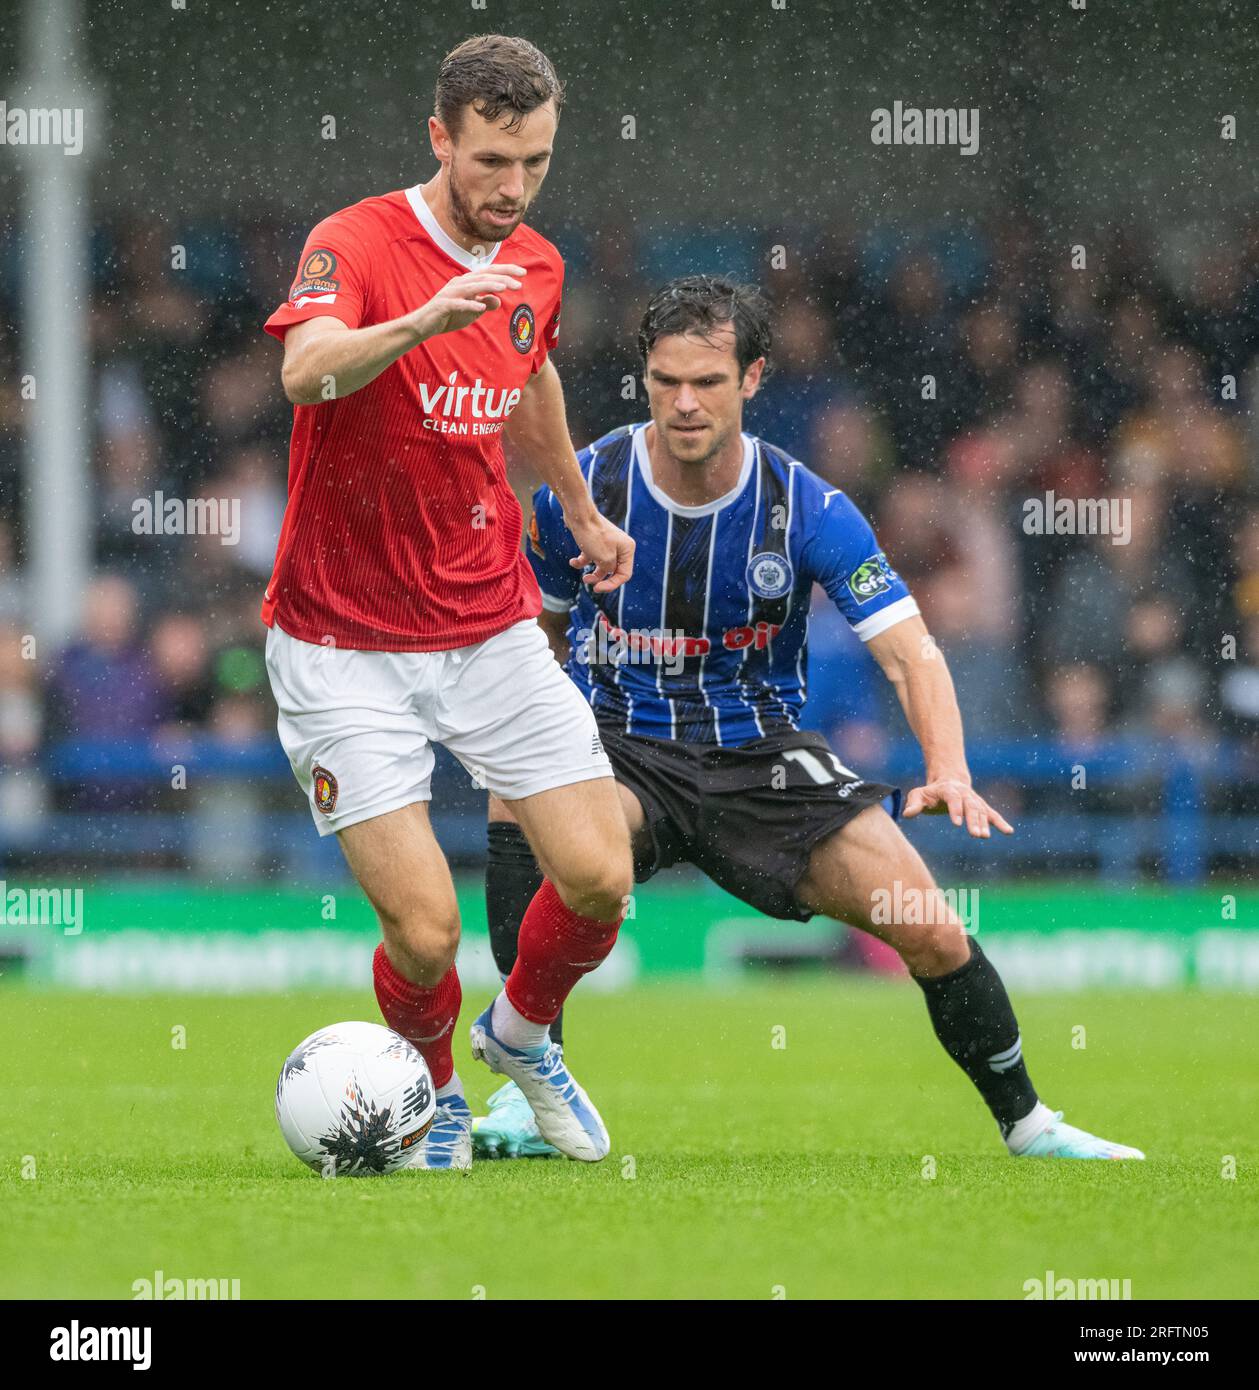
top-left (265, 617), bottom-right (612, 836)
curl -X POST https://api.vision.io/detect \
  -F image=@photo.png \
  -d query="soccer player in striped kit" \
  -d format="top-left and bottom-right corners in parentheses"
top-left (477, 275), bottom-right (1144, 1164)
top-left (262, 36), bottom-right (634, 1169)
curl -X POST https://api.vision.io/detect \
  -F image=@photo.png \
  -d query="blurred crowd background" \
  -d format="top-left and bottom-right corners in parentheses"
top-left (3, 203), bottom-right (1259, 879)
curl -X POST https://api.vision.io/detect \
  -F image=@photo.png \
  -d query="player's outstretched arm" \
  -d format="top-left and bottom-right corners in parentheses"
top-left (279, 265), bottom-right (527, 405)
top-left (865, 614), bottom-right (1014, 840)
top-left (505, 358), bottom-right (634, 593)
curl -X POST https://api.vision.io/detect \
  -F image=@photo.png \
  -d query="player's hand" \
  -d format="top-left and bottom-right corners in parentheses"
top-left (901, 779), bottom-right (1014, 839)
top-left (566, 509), bottom-right (635, 592)
top-left (409, 265), bottom-right (527, 340)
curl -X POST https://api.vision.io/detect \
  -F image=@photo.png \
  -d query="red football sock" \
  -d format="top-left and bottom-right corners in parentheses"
top-left (505, 879), bottom-right (622, 1025)
top-left (372, 944), bottom-right (460, 1090)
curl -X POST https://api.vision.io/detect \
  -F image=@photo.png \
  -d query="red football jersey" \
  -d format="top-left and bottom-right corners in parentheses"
top-left (262, 185), bottom-right (563, 651)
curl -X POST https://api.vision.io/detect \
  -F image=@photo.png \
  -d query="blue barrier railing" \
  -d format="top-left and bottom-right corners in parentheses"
top-left (3, 734), bottom-right (1253, 884)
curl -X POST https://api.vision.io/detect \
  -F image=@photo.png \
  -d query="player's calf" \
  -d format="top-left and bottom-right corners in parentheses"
top-left (498, 778), bottom-right (632, 1033)
top-left (470, 876), bottom-right (621, 1160)
top-left (366, 896), bottom-right (465, 1095)
top-left (505, 879), bottom-right (623, 1032)
top-left (373, 946), bottom-right (463, 1094)
top-left (798, 807), bottom-right (1143, 1157)
top-left (339, 804), bottom-right (464, 984)
top-left (476, 779), bottom-right (629, 1156)
top-left (803, 812), bottom-right (1043, 1139)
top-left (485, 818), bottom-right (567, 1049)
top-left (338, 806), bottom-right (468, 1103)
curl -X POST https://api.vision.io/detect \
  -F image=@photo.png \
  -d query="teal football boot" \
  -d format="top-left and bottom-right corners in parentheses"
top-left (1012, 1111), bottom-right (1144, 1160)
top-left (471, 1080), bottom-right (562, 1160)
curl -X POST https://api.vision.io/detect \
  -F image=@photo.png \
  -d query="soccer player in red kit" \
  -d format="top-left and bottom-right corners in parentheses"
top-left (263, 36), bottom-right (633, 1170)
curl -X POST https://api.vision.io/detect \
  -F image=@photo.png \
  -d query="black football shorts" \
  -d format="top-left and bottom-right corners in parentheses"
top-left (596, 722), bottom-right (901, 921)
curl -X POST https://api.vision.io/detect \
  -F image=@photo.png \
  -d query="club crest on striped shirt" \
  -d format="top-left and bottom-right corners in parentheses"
top-left (747, 552), bottom-right (792, 599)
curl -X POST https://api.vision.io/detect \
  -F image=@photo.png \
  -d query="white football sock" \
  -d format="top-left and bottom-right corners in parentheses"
top-left (1005, 1101), bottom-right (1057, 1153)
top-left (491, 991), bottom-right (551, 1050)
top-left (436, 1071), bottom-right (464, 1102)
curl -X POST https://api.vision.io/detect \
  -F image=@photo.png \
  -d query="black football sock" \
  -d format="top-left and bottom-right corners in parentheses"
top-left (913, 937), bottom-right (1040, 1137)
top-left (485, 821), bottom-right (563, 1049)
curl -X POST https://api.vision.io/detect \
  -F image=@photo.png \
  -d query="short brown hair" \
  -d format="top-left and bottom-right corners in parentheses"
top-left (638, 275), bottom-right (774, 379)
top-left (435, 35), bottom-right (564, 137)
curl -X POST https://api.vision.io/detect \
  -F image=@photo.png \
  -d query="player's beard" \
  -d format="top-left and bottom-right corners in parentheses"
top-left (665, 420), bottom-right (735, 471)
top-left (448, 164), bottom-right (525, 244)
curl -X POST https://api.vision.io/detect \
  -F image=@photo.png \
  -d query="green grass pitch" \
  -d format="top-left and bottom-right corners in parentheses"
top-left (2, 980), bottom-right (1255, 1299)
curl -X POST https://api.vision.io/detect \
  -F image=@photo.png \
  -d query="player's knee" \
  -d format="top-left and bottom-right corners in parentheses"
top-left (376, 900), bottom-right (461, 983)
top-left (898, 918), bottom-right (971, 977)
top-left (552, 851), bottom-right (633, 924)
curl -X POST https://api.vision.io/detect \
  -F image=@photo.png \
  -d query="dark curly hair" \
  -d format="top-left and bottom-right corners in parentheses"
top-left (435, 35), bottom-right (564, 137)
top-left (637, 275), bottom-right (773, 379)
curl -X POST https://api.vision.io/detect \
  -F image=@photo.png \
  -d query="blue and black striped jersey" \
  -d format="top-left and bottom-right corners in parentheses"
top-left (526, 422), bottom-right (919, 746)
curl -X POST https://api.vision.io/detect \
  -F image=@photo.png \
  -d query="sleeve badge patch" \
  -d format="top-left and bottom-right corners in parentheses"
top-left (846, 554), bottom-right (896, 604)
top-left (291, 248), bottom-right (341, 300)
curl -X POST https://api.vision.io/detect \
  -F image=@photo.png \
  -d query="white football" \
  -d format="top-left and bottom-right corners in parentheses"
top-left (276, 1021), bottom-right (436, 1176)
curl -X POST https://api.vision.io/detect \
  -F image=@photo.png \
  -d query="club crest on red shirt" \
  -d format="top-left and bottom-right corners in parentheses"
top-left (510, 303), bottom-right (536, 354)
